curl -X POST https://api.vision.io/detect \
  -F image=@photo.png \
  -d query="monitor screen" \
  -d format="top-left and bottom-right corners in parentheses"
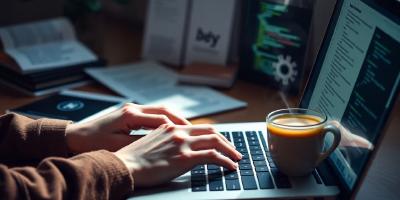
top-left (301, 0), bottom-right (400, 191)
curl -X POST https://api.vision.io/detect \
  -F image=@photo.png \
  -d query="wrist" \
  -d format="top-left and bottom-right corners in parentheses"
top-left (65, 123), bottom-right (88, 154)
top-left (114, 150), bottom-right (139, 175)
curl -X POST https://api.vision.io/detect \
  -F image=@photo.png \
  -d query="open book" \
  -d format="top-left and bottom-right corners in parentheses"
top-left (0, 17), bottom-right (104, 96)
top-left (0, 17), bottom-right (98, 74)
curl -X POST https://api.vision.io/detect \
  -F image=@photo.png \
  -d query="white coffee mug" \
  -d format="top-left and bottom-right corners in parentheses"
top-left (267, 108), bottom-right (341, 176)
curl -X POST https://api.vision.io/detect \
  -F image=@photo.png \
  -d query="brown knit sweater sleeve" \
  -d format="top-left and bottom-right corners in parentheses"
top-left (0, 113), bottom-right (71, 161)
top-left (0, 113), bottom-right (134, 199)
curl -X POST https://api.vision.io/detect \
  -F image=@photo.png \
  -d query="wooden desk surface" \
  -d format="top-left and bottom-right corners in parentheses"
top-left (0, 16), bottom-right (399, 199)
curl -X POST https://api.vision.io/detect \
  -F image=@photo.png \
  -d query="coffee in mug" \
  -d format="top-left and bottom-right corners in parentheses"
top-left (267, 108), bottom-right (341, 176)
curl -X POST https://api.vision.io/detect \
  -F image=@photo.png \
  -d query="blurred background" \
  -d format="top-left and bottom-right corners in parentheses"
top-left (0, 1), bottom-right (398, 199)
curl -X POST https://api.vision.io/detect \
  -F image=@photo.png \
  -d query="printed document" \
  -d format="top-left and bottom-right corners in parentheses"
top-left (86, 61), bottom-right (247, 118)
top-left (0, 17), bottom-right (97, 73)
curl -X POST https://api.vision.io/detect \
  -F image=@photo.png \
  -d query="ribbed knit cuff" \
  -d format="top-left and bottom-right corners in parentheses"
top-left (29, 118), bottom-right (72, 158)
top-left (83, 150), bottom-right (134, 198)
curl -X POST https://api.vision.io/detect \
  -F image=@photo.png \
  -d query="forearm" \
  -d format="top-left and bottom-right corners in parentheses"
top-left (0, 113), bottom-right (71, 162)
top-left (0, 150), bottom-right (134, 200)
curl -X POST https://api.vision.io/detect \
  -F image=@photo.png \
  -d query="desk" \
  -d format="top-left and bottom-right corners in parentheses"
top-left (0, 15), bottom-right (300, 123)
top-left (0, 15), bottom-right (399, 199)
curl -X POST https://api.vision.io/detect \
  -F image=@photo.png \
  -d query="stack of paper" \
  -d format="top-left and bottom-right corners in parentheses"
top-left (86, 61), bottom-right (247, 119)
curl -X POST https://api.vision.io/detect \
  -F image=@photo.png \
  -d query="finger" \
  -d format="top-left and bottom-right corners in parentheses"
top-left (189, 134), bottom-right (242, 161)
top-left (177, 125), bottom-right (234, 148)
top-left (140, 106), bottom-right (191, 125)
top-left (130, 113), bottom-right (174, 129)
top-left (189, 150), bottom-right (238, 171)
top-left (178, 124), bottom-right (215, 136)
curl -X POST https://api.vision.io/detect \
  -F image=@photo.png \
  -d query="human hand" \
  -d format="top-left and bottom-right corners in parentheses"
top-left (65, 103), bottom-right (191, 154)
top-left (114, 124), bottom-right (242, 187)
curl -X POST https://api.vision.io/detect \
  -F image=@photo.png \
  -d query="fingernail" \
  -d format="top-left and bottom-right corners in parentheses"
top-left (237, 152), bottom-right (243, 160)
top-left (233, 163), bottom-right (238, 170)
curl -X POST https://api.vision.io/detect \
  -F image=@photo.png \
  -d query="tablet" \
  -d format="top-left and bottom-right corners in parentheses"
top-left (8, 90), bottom-right (128, 123)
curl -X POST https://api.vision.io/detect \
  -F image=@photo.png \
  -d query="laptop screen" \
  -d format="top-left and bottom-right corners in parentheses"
top-left (300, 0), bottom-right (400, 191)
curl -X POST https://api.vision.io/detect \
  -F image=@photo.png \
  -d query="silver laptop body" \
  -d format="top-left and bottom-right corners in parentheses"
top-left (130, 0), bottom-right (400, 199)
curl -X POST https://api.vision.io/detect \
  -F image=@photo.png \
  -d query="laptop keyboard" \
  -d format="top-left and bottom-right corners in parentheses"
top-left (190, 131), bottom-right (292, 192)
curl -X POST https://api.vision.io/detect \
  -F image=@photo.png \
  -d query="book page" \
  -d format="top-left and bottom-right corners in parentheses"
top-left (0, 17), bottom-right (97, 73)
top-left (86, 61), bottom-right (247, 119)
top-left (134, 85), bottom-right (246, 119)
top-left (86, 61), bottom-right (178, 100)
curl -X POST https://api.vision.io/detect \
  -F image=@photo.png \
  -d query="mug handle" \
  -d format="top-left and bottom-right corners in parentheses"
top-left (316, 124), bottom-right (341, 166)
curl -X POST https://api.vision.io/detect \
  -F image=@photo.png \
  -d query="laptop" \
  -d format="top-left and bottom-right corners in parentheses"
top-left (131, 0), bottom-right (400, 199)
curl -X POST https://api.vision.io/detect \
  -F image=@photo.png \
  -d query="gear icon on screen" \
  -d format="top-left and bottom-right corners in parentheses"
top-left (272, 54), bottom-right (298, 86)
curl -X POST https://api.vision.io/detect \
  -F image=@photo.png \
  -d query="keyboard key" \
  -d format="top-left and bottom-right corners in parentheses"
top-left (255, 166), bottom-right (269, 172)
top-left (242, 153), bottom-right (250, 160)
top-left (237, 148), bottom-right (248, 153)
top-left (224, 171), bottom-right (239, 179)
top-left (247, 136), bottom-right (257, 141)
top-left (191, 169), bottom-right (205, 175)
top-left (191, 180), bottom-right (207, 192)
top-left (245, 131), bottom-right (257, 137)
top-left (193, 165), bottom-right (205, 170)
top-left (192, 184), bottom-right (206, 192)
top-left (207, 164), bottom-right (220, 170)
top-left (247, 140), bottom-right (260, 146)
top-left (271, 168), bottom-right (292, 188)
top-left (225, 179), bottom-right (241, 190)
top-left (209, 175), bottom-right (222, 181)
top-left (208, 169), bottom-right (222, 179)
top-left (241, 175), bottom-right (258, 190)
top-left (249, 146), bottom-right (261, 151)
top-left (233, 137), bottom-right (244, 143)
top-left (232, 131), bottom-right (243, 138)
top-left (239, 159), bottom-right (251, 164)
top-left (191, 174), bottom-right (206, 182)
top-left (250, 150), bottom-right (263, 155)
top-left (253, 160), bottom-right (267, 166)
top-left (220, 132), bottom-right (229, 138)
top-left (234, 142), bottom-right (245, 148)
top-left (240, 170), bottom-right (254, 176)
top-left (192, 180), bottom-right (206, 185)
top-left (209, 179), bottom-right (224, 191)
top-left (239, 164), bottom-right (252, 170)
top-left (208, 168), bottom-right (221, 173)
top-left (257, 172), bottom-right (274, 189)
top-left (269, 162), bottom-right (276, 168)
top-left (223, 167), bottom-right (235, 173)
top-left (252, 155), bottom-right (265, 161)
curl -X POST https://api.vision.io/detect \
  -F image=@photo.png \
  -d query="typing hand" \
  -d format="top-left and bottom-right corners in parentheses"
top-left (114, 124), bottom-right (242, 187)
top-left (65, 103), bottom-right (191, 154)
